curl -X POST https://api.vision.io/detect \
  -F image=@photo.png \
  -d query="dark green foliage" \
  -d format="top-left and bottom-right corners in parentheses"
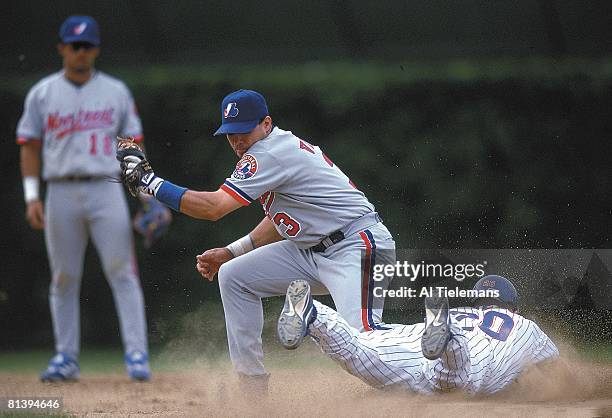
top-left (1, 61), bottom-right (611, 347)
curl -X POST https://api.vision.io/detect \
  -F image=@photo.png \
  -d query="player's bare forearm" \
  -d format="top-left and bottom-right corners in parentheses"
top-left (20, 140), bottom-right (42, 177)
top-left (179, 188), bottom-right (241, 221)
top-left (19, 140), bottom-right (45, 229)
top-left (250, 216), bottom-right (283, 247)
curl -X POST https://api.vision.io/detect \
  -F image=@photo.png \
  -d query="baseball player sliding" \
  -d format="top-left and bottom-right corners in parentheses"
top-left (116, 89), bottom-right (396, 392)
top-left (277, 275), bottom-right (560, 394)
top-left (16, 16), bottom-right (161, 382)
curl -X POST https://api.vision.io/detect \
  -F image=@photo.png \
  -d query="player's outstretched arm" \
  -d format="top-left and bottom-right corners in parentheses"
top-left (195, 217), bottom-right (283, 281)
top-left (179, 189), bottom-right (241, 221)
top-left (116, 137), bottom-right (242, 220)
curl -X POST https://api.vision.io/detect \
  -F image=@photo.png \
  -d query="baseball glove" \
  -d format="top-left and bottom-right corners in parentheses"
top-left (116, 136), bottom-right (153, 197)
top-left (133, 197), bottom-right (172, 248)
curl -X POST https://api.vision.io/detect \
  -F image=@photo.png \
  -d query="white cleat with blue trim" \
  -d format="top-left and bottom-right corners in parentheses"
top-left (125, 351), bottom-right (151, 382)
top-left (40, 353), bottom-right (80, 382)
top-left (277, 280), bottom-right (315, 350)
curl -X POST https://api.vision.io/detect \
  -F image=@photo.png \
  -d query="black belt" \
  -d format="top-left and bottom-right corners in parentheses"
top-left (311, 230), bottom-right (346, 253)
top-left (310, 212), bottom-right (383, 253)
top-left (49, 176), bottom-right (106, 182)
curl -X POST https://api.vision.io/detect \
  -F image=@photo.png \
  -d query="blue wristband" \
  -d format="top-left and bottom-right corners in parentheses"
top-left (155, 180), bottom-right (187, 211)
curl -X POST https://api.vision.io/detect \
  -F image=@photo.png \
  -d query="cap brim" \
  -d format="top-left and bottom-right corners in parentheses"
top-left (61, 35), bottom-right (100, 46)
top-left (213, 120), bottom-right (259, 136)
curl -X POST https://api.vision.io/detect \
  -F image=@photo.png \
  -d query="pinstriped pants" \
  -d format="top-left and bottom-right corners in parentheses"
top-left (309, 301), bottom-right (471, 395)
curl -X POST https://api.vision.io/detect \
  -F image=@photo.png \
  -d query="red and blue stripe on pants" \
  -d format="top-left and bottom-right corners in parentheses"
top-left (359, 229), bottom-right (387, 331)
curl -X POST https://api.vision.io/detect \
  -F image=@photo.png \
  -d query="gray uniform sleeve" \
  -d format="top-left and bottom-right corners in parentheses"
top-left (118, 86), bottom-right (143, 140)
top-left (220, 152), bottom-right (286, 205)
top-left (16, 88), bottom-right (43, 141)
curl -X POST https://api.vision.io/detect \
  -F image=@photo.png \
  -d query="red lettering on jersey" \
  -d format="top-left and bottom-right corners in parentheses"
top-left (259, 191), bottom-right (270, 205)
top-left (273, 212), bottom-right (301, 237)
top-left (47, 113), bottom-right (60, 130)
top-left (89, 133), bottom-right (97, 155)
top-left (46, 109), bottom-right (115, 140)
top-left (259, 191), bottom-right (275, 215)
top-left (298, 139), bottom-right (357, 190)
top-left (89, 134), bottom-right (114, 156)
top-left (322, 152), bottom-right (334, 167)
top-left (299, 140), bottom-right (315, 154)
top-left (103, 135), bottom-right (113, 155)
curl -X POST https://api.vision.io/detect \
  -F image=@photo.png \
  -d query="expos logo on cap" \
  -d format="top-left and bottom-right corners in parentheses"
top-left (214, 89), bottom-right (269, 136)
top-left (223, 103), bottom-right (239, 119)
top-left (73, 22), bottom-right (87, 35)
top-left (59, 15), bottom-right (101, 46)
top-left (232, 154), bottom-right (258, 180)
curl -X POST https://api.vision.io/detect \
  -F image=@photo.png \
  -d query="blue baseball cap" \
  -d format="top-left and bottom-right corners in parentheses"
top-left (214, 89), bottom-right (269, 136)
top-left (59, 15), bottom-right (100, 46)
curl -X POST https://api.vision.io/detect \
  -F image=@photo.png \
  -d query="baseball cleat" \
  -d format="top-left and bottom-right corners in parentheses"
top-left (40, 353), bottom-right (80, 382)
top-left (277, 280), bottom-right (315, 350)
top-left (125, 351), bottom-right (151, 382)
top-left (421, 294), bottom-right (451, 360)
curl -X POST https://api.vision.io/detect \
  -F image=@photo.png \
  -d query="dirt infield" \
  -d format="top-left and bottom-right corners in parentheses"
top-left (1, 358), bottom-right (611, 417)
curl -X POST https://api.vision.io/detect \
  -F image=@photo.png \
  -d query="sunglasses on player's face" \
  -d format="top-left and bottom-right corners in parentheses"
top-left (69, 42), bottom-right (96, 51)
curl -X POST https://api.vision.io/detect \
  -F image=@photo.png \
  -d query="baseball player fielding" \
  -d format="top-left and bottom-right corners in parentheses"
top-left (116, 89), bottom-right (396, 393)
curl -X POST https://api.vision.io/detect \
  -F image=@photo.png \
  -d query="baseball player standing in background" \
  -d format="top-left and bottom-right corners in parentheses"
top-left (276, 275), bottom-right (560, 394)
top-left (17, 15), bottom-right (155, 382)
top-left (115, 89), bottom-right (396, 392)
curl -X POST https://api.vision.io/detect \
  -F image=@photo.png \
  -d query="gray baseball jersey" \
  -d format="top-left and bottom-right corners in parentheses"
top-left (17, 70), bottom-right (142, 179)
top-left (217, 127), bottom-right (396, 376)
top-left (309, 302), bottom-right (559, 395)
top-left (16, 70), bottom-right (148, 360)
top-left (220, 127), bottom-right (375, 248)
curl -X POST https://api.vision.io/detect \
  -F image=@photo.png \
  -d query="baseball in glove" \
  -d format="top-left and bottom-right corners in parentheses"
top-left (116, 136), bottom-right (154, 197)
top-left (133, 196), bottom-right (172, 248)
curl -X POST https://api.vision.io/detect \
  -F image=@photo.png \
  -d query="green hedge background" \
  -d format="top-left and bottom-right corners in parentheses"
top-left (2, 60), bottom-right (612, 348)
top-left (2, 0), bottom-right (612, 351)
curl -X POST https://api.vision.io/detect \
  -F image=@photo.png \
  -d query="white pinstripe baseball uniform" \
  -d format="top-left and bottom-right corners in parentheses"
top-left (309, 301), bottom-right (559, 395)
